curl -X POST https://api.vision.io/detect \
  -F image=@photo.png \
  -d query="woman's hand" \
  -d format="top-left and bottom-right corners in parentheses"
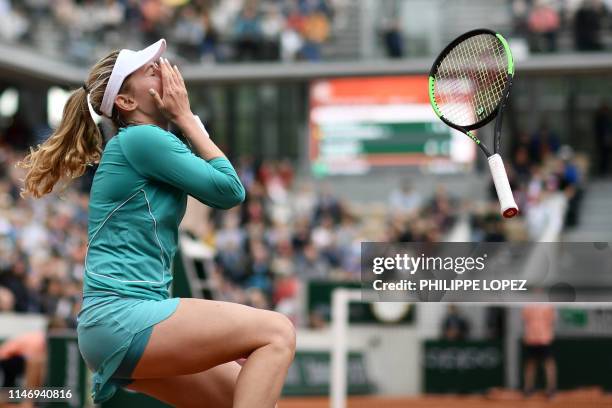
top-left (149, 57), bottom-right (192, 124)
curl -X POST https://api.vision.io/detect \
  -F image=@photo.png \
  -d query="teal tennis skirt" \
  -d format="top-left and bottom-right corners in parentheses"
top-left (76, 295), bottom-right (180, 403)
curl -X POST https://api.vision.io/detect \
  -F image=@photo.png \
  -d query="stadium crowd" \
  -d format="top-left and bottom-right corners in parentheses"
top-left (0, 115), bottom-right (586, 330)
top-left (0, 0), bottom-right (338, 64)
top-left (1, 0), bottom-right (610, 67)
top-left (512, 0), bottom-right (612, 53)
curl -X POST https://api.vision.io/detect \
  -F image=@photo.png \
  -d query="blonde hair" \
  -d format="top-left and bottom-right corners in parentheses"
top-left (17, 50), bottom-right (133, 199)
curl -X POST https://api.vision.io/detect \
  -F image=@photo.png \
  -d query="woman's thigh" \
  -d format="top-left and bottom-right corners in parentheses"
top-left (131, 297), bottom-right (295, 378)
top-left (126, 361), bottom-right (240, 408)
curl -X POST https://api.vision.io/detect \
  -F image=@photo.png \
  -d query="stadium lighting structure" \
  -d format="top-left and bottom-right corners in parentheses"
top-left (0, 87), bottom-right (18, 118)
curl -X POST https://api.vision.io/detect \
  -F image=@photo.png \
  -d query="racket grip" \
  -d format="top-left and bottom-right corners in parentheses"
top-left (487, 154), bottom-right (519, 218)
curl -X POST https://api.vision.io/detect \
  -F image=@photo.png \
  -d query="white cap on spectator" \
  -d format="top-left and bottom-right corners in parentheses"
top-left (100, 38), bottom-right (167, 118)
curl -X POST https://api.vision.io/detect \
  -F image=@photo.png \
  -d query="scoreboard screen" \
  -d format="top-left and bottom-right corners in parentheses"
top-left (309, 76), bottom-right (476, 176)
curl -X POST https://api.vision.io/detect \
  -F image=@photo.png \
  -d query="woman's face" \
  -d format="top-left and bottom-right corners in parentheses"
top-left (115, 58), bottom-right (164, 124)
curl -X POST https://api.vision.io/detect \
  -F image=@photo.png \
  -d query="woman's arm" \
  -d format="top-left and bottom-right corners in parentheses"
top-left (174, 114), bottom-right (225, 161)
top-left (139, 58), bottom-right (244, 208)
top-left (120, 125), bottom-right (245, 209)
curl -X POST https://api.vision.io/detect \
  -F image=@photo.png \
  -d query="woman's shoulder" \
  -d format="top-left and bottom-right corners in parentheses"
top-left (116, 124), bottom-right (185, 164)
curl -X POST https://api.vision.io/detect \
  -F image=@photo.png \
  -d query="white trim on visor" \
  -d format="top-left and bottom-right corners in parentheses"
top-left (100, 38), bottom-right (167, 118)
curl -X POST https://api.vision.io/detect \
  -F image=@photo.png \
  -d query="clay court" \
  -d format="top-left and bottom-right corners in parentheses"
top-left (281, 389), bottom-right (612, 408)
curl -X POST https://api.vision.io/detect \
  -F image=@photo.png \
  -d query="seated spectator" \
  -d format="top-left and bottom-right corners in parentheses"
top-left (294, 241), bottom-right (330, 280)
top-left (388, 179), bottom-right (422, 217)
top-left (381, 17), bottom-right (404, 58)
top-left (0, 0), bottom-right (29, 43)
top-left (245, 240), bottom-right (273, 296)
top-left (314, 182), bottom-right (342, 224)
top-left (233, 2), bottom-right (263, 61)
top-left (172, 4), bottom-right (205, 61)
top-left (261, 4), bottom-right (283, 60)
top-left (301, 9), bottom-right (330, 61)
top-left (530, 122), bottom-right (560, 164)
top-left (139, 0), bottom-right (172, 45)
top-left (0, 255), bottom-right (39, 313)
top-left (425, 185), bottom-right (456, 232)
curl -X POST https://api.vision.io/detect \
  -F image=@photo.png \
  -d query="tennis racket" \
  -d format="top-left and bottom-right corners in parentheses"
top-left (429, 28), bottom-right (518, 218)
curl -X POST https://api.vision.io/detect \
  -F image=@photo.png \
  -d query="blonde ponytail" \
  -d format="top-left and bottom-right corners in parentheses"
top-left (17, 50), bottom-right (123, 199)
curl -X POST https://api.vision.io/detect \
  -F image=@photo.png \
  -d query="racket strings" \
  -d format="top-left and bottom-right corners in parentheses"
top-left (433, 34), bottom-right (508, 128)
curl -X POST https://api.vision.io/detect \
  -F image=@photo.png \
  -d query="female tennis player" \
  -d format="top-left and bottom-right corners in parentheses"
top-left (17, 39), bottom-right (295, 407)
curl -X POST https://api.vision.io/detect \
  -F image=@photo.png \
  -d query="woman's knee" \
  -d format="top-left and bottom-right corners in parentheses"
top-left (265, 312), bottom-right (296, 357)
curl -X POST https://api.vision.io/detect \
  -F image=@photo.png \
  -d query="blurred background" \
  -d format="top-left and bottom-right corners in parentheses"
top-left (0, 0), bottom-right (611, 407)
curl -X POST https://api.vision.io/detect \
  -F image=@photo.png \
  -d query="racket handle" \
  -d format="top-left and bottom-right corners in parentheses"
top-left (488, 154), bottom-right (519, 218)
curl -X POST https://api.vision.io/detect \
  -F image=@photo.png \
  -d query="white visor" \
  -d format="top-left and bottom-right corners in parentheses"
top-left (100, 38), bottom-right (167, 118)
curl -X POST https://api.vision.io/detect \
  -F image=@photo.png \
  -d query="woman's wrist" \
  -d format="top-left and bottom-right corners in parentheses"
top-left (175, 113), bottom-right (223, 160)
top-left (176, 113), bottom-right (210, 139)
top-left (174, 112), bottom-right (196, 130)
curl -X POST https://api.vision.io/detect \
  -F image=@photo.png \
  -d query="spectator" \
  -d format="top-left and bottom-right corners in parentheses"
top-left (292, 182), bottom-right (317, 220)
top-left (98, 0), bottom-right (125, 41)
top-left (215, 212), bottom-right (248, 284)
top-left (139, 0), bottom-right (172, 45)
top-left (0, 331), bottom-right (46, 408)
top-left (172, 4), bottom-right (206, 61)
top-left (522, 304), bottom-right (557, 398)
top-left (574, 0), bottom-right (607, 51)
top-left (245, 240), bottom-right (272, 294)
top-left (530, 122), bottom-right (560, 163)
top-left (261, 3), bottom-right (284, 60)
top-left (0, 255), bottom-right (36, 312)
top-left (282, 0), bottom-right (306, 61)
top-left (425, 185), bottom-right (456, 232)
top-left (388, 179), bottom-right (422, 216)
top-left (527, 0), bottom-right (561, 52)
top-left (512, 0), bottom-right (531, 37)
top-left (294, 241), bottom-right (329, 280)
top-left (4, 0), bottom-right (343, 64)
top-left (199, 9), bottom-right (219, 62)
top-left (237, 155), bottom-right (257, 190)
top-left (314, 182), bottom-right (342, 224)
top-left (381, 17), bottom-right (404, 58)
top-left (311, 213), bottom-right (340, 266)
top-left (300, 9), bottom-right (330, 61)
top-left (0, 0), bottom-right (29, 43)
top-left (291, 215), bottom-right (312, 252)
top-left (233, 2), bottom-right (263, 61)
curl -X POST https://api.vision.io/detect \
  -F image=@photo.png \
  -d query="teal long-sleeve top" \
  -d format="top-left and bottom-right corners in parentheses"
top-left (84, 124), bottom-right (245, 301)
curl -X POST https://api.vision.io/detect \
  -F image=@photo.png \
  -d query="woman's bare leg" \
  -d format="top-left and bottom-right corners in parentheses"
top-left (127, 361), bottom-right (240, 408)
top-left (130, 298), bottom-right (295, 408)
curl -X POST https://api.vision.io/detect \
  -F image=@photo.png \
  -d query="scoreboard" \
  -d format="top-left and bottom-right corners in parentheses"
top-left (309, 76), bottom-right (476, 176)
